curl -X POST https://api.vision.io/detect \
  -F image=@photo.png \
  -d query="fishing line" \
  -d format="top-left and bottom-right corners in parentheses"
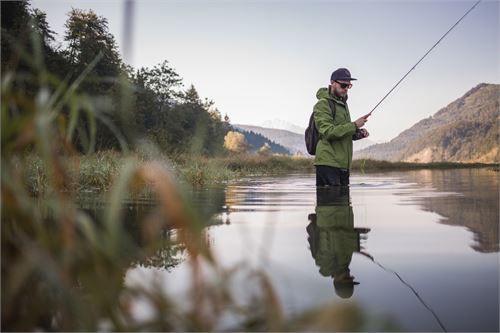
top-left (368, 256), bottom-right (448, 332)
top-left (367, 0), bottom-right (482, 116)
top-left (354, 3), bottom-right (482, 327)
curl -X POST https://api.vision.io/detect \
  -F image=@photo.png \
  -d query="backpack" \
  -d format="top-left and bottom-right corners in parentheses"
top-left (305, 99), bottom-right (336, 155)
top-left (306, 213), bottom-right (319, 258)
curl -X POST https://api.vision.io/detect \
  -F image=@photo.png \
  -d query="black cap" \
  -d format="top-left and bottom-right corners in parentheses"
top-left (330, 68), bottom-right (357, 81)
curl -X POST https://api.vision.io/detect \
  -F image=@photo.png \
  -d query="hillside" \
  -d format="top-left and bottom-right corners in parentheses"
top-left (234, 124), bottom-right (307, 155)
top-left (233, 127), bottom-right (290, 155)
top-left (234, 124), bottom-right (375, 155)
top-left (355, 83), bottom-right (499, 163)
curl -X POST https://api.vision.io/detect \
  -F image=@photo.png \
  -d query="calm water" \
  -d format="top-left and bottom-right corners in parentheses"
top-left (123, 169), bottom-right (499, 332)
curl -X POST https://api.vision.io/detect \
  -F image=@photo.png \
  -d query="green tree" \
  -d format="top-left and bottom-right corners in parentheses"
top-left (3, 2), bottom-right (232, 156)
top-left (1, 1), bottom-right (33, 72)
top-left (134, 60), bottom-right (183, 132)
top-left (1, 1), bottom-right (68, 88)
top-left (64, 8), bottom-right (121, 82)
top-left (180, 85), bottom-right (230, 156)
top-left (136, 60), bottom-right (183, 108)
top-left (63, 8), bottom-right (128, 151)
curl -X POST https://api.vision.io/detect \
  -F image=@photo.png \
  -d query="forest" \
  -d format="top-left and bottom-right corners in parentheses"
top-left (2, 1), bottom-right (236, 157)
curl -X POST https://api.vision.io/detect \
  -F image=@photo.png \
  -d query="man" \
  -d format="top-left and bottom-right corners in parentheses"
top-left (313, 68), bottom-right (370, 186)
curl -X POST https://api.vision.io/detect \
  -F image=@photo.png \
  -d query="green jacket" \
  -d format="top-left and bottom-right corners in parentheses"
top-left (313, 87), bottom-right (357, 169)
top-left (314, 204), bottom-right (358, 277)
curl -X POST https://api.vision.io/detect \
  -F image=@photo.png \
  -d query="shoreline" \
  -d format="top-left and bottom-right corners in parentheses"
top-left (22, 151), bottom-right (497, 195)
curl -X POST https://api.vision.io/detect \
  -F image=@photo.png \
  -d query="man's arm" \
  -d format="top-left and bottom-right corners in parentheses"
top-left (314, 99), bottom-right (356, 141)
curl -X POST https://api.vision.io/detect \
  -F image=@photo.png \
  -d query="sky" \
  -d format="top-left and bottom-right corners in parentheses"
top-left (31, 0), bottom-right (499, 143)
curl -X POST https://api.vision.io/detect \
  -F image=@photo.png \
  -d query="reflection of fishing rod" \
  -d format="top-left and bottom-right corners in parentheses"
top-left (364, 0), bottom-right (481, 119)
top-left (358, 252), bottom-right (448, 332)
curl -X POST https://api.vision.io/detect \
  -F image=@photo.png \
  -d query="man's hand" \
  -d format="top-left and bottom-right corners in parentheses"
top-left (354, 114), bottom-right (369, 128)
top-left (359, 128), bottom-right (369, 138)
top-left (354, 112), bottom-right (371, 128)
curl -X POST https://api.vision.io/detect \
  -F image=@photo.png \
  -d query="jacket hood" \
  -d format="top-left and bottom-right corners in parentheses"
top-left (316, 86), bottom-right (348, 102)
top-left (316, 87), bottom-right (330, 100)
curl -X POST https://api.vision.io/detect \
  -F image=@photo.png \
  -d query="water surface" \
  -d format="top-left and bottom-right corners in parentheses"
top-left (125, 169), bottom-right (499, 332)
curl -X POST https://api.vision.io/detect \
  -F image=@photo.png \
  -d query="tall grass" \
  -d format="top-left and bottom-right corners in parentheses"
top-left (4, 34), bottom-right (388, 333)
top-left (21, 152), bottom-right (496, 196)
top-left (1, 37), bottom-right (289, 331)
top-left (1, 10), bottom-right (402, 333)
top-left (21, 152), bottom-right (315, 193)
top-left (351, 158), bottom-right (497, 172)
top-left (179, 154), bottom-right (314, 186)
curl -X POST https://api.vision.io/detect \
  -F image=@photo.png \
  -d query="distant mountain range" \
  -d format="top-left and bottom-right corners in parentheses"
top-left (355, 83), bottom-right (499, 163)
top-left (259, 119), bottom-right (304, 134)
top-left (234, 125), bottom-right (305, 155)
top-left (234, 124), bottom-right (376, 155)
top-left (232, 127), bottom-right (290, 154)
top-left (235, 83), bottom-right (498, 161)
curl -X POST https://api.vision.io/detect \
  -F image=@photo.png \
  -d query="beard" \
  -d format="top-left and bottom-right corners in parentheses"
top-left (333, 88), bottom-right (348, 100)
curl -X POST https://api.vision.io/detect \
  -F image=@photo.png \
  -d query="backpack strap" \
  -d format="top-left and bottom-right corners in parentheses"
top-left (327, 99), bottom-right (336, 121)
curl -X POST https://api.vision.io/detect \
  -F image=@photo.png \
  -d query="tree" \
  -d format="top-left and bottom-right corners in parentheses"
top-left (258, 143), bottom-right (272, 157)
top-left (1, 1), bottom-right (32, 72)
top-left (31, 8), bottom-right (69, 79)
top-left (61, 9), bottom-right (128, 151)
top-left (1, 2), bottom-right (68, 84)
top-left (31, 9), bottom-right (56, 46)
top-left (180, 85), bottom-right (230, 156)
top-left (3, 2), bottom-right (233, 156)
top-left (64, 8), bottom-right (122, 90)
top-left (135, 60), bottom-right (183, 108)
top-left (224, 131), bottom-right (248, 154)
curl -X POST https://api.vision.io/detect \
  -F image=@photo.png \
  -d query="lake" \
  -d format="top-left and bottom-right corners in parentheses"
top-left (122, 168), bottom-right (498, 332)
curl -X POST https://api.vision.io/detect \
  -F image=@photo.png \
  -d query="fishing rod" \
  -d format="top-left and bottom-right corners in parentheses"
top-left (364, 0), bottom-right (482, 118)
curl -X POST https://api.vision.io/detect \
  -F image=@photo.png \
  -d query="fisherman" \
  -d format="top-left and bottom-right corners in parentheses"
top-left (313, 68), bottom-right (370, 186)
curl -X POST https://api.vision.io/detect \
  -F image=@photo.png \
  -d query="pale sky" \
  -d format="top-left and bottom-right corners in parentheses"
top-left (32, 0), bottom-right (499, 143)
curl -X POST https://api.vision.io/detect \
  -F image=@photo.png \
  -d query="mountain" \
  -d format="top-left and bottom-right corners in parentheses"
top-left (234, 124), bottom-right (305, 155)
top-left (260, 119), bottom-right (304, 134)
top-left (233, 127), bottom-right (290, 155)
top-left (355, 83), bottom-right (499, 163)
top-left (235, 124), bottom-right (376, 156)
top-left (353, 137), bottom-right (377, 152)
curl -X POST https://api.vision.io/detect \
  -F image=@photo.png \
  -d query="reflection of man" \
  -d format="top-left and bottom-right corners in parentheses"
top-left (307, 186), bottom-right (369, 298)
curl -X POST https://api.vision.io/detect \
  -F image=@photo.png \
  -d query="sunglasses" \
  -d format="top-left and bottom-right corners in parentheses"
top-left (335, 81), bottom-right (353, 89)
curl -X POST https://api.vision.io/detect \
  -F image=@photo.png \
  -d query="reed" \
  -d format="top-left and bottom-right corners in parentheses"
top-left (352, 158), bottom-right (497, 172)
top-left (1, 38), bottom-right (287, 331)
top-left (2, 76), bottom-right (378, 330)
top-left (1, 10), bottom-right (391, 332)
top-left (222, 154), bottom-right (314, 174)
top-left (22, 152), bottom-right (497, 195)
top-left (21, 152), bottom-right (315, 192)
